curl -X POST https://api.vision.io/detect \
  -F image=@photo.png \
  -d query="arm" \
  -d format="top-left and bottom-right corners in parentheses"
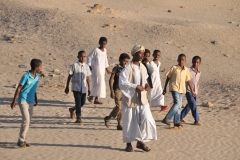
top-left (11, 85), bottom-right (23, 110)
top-left (64, 74), bottom-right (72, 94)
top-left (186, 81), bottom-right (195, 97)
top-left (162, 77), bottom-right (170, 95)
top-left (119, 68), bottom-right (144, 98)
top-left (34, 93), bottom-right (38, 106)
top-left (109, 73), bottom-right (116, 99)
top-left (106, 68), bottom-right (112, 74)
top-left (86, 76), bottom-right (91, 96)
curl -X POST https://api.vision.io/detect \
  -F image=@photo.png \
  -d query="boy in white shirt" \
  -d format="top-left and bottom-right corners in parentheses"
top-left (65, 51), bottom-right (91, 123)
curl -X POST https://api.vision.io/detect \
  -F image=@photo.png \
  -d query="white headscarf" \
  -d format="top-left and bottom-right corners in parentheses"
top-left (131, 45), bottom-right (145, 55)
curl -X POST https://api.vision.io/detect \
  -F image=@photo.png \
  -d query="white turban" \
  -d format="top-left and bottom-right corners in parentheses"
top-left (131, 45), bottom-right (145, 55)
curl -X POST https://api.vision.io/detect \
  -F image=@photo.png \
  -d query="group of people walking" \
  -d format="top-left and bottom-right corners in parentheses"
top-left (11, 37), bottom-right (202, 152)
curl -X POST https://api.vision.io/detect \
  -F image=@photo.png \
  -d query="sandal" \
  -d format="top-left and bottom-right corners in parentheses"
top-left (104, 116), bottom-right (110, 128)
top-left (136, 142), bottom-right (151, 152)
top-left (94, 100), bottom-right (103, 104)
top-left (160, 105), bottom-right (170, 112)
top-left (87, 97), bottom-right (93, 103)
top-left (69, 108), bottom-right (76, 120)
top-left (126, 144), bottom-right (133, 152)
top-left (117, 125), bottom-right (122, 130)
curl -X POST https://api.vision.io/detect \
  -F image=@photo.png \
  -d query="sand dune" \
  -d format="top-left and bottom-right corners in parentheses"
top-left (0, 0), bottom-right (240, 159)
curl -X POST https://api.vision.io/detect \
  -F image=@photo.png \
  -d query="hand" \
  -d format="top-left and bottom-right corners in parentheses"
top-left (136, 85), bottom-right (144, 91)
top-left (145, 84), bottom-right (150, 91)
top-left (34, 102), bottom-right (38, 106)
top-left (161, 68), bottom-right (166, 72)
top-left (162, 88), bottom-right (167, 95)
top-left (110, 91), bottom-right (115, 99)
top-left (106, 70), bottom-right (112, 74)
top-left (88, 90), bottom-right (91, 96)
top-left (65, 87), bottom-right (69, 94)
top-left (11, 101), bottom-right (16, 110)
top-left (191, 91), bottom-right (196, 97)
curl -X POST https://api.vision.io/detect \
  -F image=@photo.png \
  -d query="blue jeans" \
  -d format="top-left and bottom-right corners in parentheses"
top-left (181, 92), bottom-right (199, 122)
top-left (165, 91), bottom-right (183, 124)
top-left (73, 91), bottom-right (86, 118)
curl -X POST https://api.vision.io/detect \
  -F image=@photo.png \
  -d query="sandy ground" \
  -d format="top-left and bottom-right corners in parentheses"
top-left (0, 0), bottom-right (240, 159)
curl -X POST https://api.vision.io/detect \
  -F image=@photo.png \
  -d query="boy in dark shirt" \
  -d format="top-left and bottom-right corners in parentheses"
top-left (104, 53), bottom-right (130, 130)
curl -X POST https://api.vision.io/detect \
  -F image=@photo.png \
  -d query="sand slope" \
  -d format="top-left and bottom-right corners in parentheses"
top-left (0, 0), bottom-right (240, 159)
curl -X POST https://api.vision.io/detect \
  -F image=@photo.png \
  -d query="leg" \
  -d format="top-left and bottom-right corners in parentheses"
top-left (80, 93), bottom-right (86, 117)
top-left (69, 107), bottom-right (76, 119)
top-left (173, 93), bottom-right (183, 125)
top-left (18, 102), bottom-right (31, 147)
top-left (104, 90), bottom-right (122, 129)
top-left (73, 91), bottom-right (82, 122)
top-left (180, 93), bottom-right (192, 119)
top-left (114, 90), bottom-right (122, 129)
top-left (165, 91), bottom-right (182, 121)
top-left (187, 95), bottom-right (200, 123)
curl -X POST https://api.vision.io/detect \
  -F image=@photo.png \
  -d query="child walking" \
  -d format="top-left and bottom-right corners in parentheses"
top-left (150, 50), bottom-right (170, 111)
top-left (180, 56), bottom-right (202, 125)
top-left (161, 54), bottom-right (194, 129)
top-left (65, 51), bottom-right (91, 123)
top-left (11, 59), bottom-right (42, 147)
top-left (141, 49), bottom-right (154, 103)
top-left (104, 53), bottom-right (130, 130)
top-left (87, 37), bottom-right (111, 104)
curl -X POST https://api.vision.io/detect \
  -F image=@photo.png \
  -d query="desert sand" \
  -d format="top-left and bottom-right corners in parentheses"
top-left (0, 0), bottom-right (240, 159)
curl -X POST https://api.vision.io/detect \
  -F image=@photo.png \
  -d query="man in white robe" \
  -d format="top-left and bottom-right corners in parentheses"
top-left (87, 37), bottom-right (111, 104)
top-left (119, 45), bottom-right (157, 152)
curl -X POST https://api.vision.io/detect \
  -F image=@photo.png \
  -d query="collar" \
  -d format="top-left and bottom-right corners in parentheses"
top-left (117, 64), bottom-right (124, 68)
top-left (177, 65), bottom-right (185, 70)
top-left (129, 61), bottom-right (142, 68)
top-left (190, 66), bottom-right (201, 73)
top-left (77, 61), bottom-right (85, 66)
top-left (27, 71), bottom-right (38, 79)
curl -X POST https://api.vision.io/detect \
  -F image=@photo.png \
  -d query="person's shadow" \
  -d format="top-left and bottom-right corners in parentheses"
top-left (0, 142), bottom-right (124, 151)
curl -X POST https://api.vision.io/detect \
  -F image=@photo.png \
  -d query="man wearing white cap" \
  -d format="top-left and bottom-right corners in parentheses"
top-left (119, 45), bottom-right (157, 152)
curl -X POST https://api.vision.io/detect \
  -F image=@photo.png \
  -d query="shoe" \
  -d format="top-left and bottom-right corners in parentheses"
top-left (174, 123), bottom-right (183, 127)
top-left (104, 116), bottom-right (110, 128)
top-left (75, 118), bottom-right (83, 123)
top-left (17, 141), bottom-right (26, 148)
top-left (117, 125), bottom-right (122, 130)
top-left (194, 121), bottom-right (202, 126)
top-left (136, 141), bottom-right (151, 152)
top-left (94, 100), bottom-right (103, 104)
top-left (69, 108), bottom-right (76, 120)
top-left (180, 118), bottom-right (186, 123)
top-left (87, 96), bottom-right (93, 103)
top-left (24, 141), bottom-right (31, 147)
top-left (126, 144), bottom-right (133, 152)
top-left (161, 118), bottom-right (170, 125)
top-left (160, 105), bottom-right (170, 112)
top-left (170, 126), bottom-right (183, 130)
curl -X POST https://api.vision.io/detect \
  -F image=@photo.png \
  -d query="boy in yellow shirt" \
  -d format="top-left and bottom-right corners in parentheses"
top-left (161, 54), bottom-right (194, 129)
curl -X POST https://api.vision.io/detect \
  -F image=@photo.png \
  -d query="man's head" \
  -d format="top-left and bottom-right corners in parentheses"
top-left (77, 50), bottom-right (86, 63)
top-left (119, 53), bottom-right (130, 67)
top-left (152, 50), bottom-right (161, 60)
top-left (192, 56), bottom-right (201, 68)
top-left (131, 45), bottom-right (145, 61)
top-left (99, 37), bottom-right (107, 49)
top-left (177, 53), bottom-right (186, 66)
top-left (142, 49), bottom-right (151, 63)
top-left (30, 59), bottom-right (42, 73)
